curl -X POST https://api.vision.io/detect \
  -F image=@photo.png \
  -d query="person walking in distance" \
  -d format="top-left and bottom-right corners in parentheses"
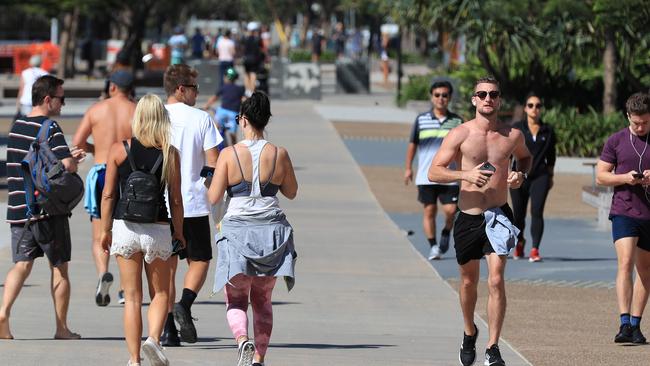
top-left (510, 93), bottom-right (556, 262)
top-left (100, 94), bottom-right (184, 365)
top-left (73, 71), bottom-right (136, 306)
top-left (163, 64), bottom-right (222, 346)
top-left (208, 91), bottom-right (298, 366)
top-left (242, 24), bottom-right (264, 96)
top-left (203, 67), bottom-right (246, 146)
top-left (596, 92), bottom-right (650, 344)
top-left (405, 80), bottom-right (463, 260)
top-left (215, 29), bottom-right (236, 90)
top-left (428, 77), bottom-right (531, 366)
top-left (15, 55), bottom-right (48, 119)
top-left (1, 75), bottom-right (84, 340)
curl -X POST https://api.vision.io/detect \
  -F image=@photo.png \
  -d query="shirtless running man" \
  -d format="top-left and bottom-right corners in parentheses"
top-left (72, 71), bottom-right (136, 306)
top-left (428, 77), bottom-right (531, 366)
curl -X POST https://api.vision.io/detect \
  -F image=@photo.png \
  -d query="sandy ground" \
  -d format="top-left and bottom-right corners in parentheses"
top-left (334, 121), bottom-right (650, 365)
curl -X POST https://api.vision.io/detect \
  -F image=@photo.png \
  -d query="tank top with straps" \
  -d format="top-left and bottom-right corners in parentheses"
top-left (224, 140), bottom-right (281, 218)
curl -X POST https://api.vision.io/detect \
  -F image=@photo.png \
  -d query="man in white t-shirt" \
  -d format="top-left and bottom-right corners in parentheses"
top-left (215, 30), bottom-right (236, 89)
top-left (15, 55), bottom-right (48, 118)
top-left (162, 64), bottom-right (223, 346)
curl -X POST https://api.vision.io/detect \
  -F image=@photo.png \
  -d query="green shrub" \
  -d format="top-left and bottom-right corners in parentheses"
top-left (397, 74), bottom-right (431, 107)
top-left (287, 48), bottom-right (336, 63)
top-left (544, 107), bottom-right (627, 157)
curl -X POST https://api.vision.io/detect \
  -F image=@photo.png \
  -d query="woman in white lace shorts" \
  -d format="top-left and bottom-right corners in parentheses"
top-left (99, 94), bottom-right (185, 366)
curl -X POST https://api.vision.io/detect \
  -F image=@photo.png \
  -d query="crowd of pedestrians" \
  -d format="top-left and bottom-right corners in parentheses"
top-left (0, 60), bottom-right (298, 366)
top-left (2, 48), bottom-right (650, 366)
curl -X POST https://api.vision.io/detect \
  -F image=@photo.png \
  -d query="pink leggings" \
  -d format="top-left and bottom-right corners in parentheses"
top-left (224, 274), bottom-right (277, 357)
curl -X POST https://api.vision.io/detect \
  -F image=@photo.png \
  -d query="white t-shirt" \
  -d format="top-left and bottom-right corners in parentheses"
top-left (20, 67), bottom-right (48, 106)
top-left (165, 103), bottom-right (223, 217)
top-left (216, 37), bottom-right (236, 62)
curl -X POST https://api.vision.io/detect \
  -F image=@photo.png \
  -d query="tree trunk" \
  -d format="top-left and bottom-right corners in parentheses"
top-left (57, 8), bottom-right (80, 78)
top-left (602, 28), bottom-right (617, 114)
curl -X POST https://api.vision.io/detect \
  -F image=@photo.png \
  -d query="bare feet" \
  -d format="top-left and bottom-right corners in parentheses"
top-left (53, 330), bottom-right (81, 340)
top-left (0, 314), bottom-right (13, 339)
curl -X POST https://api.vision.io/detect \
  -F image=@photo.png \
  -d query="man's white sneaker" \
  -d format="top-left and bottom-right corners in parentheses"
top-left (428, 245), bottom-right (442, 260)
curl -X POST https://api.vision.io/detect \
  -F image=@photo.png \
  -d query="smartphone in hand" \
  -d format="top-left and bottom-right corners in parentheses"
top-left (633, 173), bottom-right (644, 179)
top-left (481, 161), bottom-right (496, 173)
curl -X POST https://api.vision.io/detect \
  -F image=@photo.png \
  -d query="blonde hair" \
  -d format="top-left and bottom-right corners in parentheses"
top-left (131, 94), bottom-right (176, 185)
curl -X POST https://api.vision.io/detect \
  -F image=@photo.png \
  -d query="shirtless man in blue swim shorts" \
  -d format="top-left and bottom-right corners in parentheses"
top-left (428, 76), bottom-right (531, 366)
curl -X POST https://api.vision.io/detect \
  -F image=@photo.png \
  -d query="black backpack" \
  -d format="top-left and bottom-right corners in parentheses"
top-left (115, 141), bottom-right (163, 223)
top-left (21, 119), bottom-right (84, 218)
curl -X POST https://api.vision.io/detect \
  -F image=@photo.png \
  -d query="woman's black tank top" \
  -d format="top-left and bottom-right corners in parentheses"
top-left (113, 138), bottom-right (170, 222)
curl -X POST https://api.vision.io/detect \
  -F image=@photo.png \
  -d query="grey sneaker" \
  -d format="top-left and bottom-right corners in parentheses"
top-left (95, 272), bottom-right (113, 307)
top-left (238, 340), bottom-right (256, 366)
top-left (428, 245), bottom-right (442, 260)
top-left (142, 337), bottom-right (169, 366)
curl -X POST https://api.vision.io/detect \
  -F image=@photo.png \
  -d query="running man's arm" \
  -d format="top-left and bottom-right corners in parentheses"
top-left (507, 130), bottom-right (532, 189)
top-left (428, 126), bottom-right (468, 183)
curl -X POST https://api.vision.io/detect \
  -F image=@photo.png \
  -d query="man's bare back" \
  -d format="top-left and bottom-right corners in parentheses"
top-left (73, 94), bottom-right (135, 164)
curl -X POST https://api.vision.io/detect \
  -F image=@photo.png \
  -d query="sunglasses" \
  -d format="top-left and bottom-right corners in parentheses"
top-left (181, 84), bottom-right (199, 92)
top-left (527, 103), bottom-right (542, 109)
top-left (433, 93), bottom-right (449, 99)
top-left (473, 91), bottom-right (500, 100)
top-left (50, 95), bottom-right (65, 104)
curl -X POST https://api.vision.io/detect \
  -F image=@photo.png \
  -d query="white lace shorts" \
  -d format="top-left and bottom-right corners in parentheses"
top-left (110, 219), bottom-right (172, 263)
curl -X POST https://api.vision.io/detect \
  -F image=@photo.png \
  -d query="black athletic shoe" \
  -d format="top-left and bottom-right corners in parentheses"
top-left (173, 303), bottom-right (197, 343)
top-left (161, 327), bottom-right (181, 347)
top-left (631, 326), bottom-right (647, 344)
top-left (484, 344), bottom-right (506, 366)
top-left (614, 324), bottom-right (633, 343)
top-left (459, 324), bottom-right (479, 366)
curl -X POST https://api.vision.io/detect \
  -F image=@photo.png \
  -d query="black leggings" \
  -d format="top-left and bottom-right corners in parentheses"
top-left (509, 174), bottom-right (551, 249)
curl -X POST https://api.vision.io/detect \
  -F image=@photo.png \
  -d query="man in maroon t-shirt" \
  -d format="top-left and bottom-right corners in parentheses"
top-left (597, 92), bottom-right (650, 344)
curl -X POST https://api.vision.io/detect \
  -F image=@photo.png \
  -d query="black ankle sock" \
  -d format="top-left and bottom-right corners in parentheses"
top-left (180, 288), bottom-right (197, 310)
top-left (165, 312), bottom-right (177, 331)
top-left (427, 238), bottom-right (437, 247)
top-left (441, 228), bottom-right (451, 237)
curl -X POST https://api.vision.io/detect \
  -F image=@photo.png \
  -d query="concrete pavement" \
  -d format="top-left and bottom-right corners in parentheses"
top-left (0, 98), bottom-right (530, 365)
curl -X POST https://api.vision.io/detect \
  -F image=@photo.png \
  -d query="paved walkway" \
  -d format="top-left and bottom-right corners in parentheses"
top-left (0, 98), bottom-right (530, 365)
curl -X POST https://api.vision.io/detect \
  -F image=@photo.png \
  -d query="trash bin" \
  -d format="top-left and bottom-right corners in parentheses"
top-left (335, 58), bottom-right (369, 94)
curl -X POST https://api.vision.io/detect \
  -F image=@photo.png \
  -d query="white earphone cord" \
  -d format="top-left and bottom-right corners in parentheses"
top-left (629, 131), bottom-right (650, 203)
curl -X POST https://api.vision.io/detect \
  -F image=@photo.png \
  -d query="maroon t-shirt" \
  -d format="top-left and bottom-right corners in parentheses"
top-left (600, 127), bottom-right (650, 220)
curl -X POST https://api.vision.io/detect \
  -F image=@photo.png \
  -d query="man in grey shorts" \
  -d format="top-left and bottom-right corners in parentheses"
top-left (405, 80), bottom-right (463, 260)
top-left (0, 75), bottom-right (84, 340)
